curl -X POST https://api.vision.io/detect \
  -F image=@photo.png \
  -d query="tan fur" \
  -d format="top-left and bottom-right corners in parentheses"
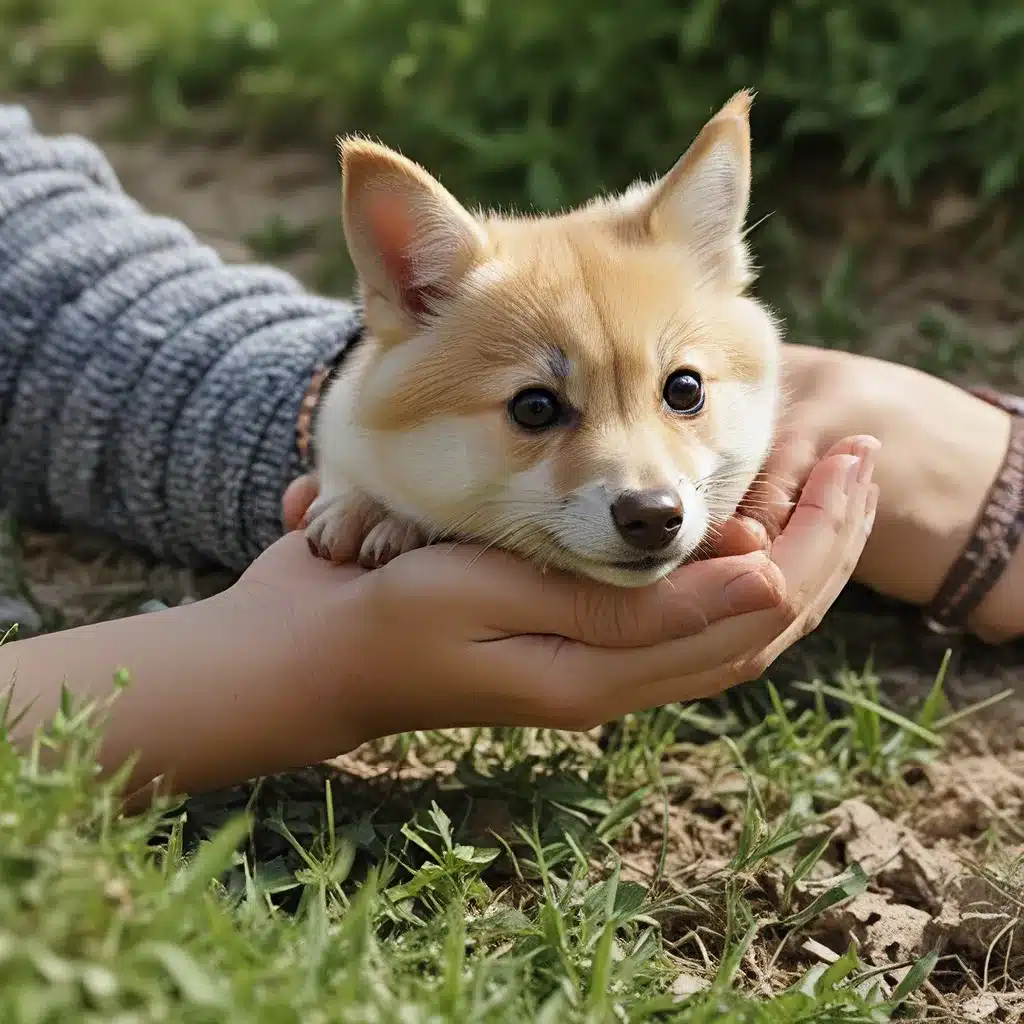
top-left (306, 91), bottom-right (783, 587)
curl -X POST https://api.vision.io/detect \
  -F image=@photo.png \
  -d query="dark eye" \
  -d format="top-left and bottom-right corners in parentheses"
top-left (509, 388), bottom-right (562, 430)
top-left (663, 370), bottom-right (705, 414)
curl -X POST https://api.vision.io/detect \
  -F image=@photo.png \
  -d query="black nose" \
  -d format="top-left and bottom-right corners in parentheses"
top-left (610, 489), bottom-right (683, 551)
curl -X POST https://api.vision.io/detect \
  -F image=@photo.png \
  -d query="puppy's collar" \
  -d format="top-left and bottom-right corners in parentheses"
top-left (296, 313), bottom-right (365, 470)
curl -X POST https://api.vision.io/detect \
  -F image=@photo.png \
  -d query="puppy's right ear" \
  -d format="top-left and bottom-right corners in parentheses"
top-left (340, 138), bottom-right (486, 324)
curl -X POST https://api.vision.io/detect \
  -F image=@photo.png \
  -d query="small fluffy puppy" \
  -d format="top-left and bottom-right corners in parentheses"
top-left (306, 91), bottom-right (782, 587)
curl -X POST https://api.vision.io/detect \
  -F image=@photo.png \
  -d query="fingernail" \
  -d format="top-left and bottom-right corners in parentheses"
top-left (853, 436), bottom-right (882, 452)
top-left (841, 454), bottom-right (862, 493)
top-left (864, 482), bottom-right (880, 534)
top-left (724, 568), bottom-right (781, 613)
top-left (855, 438), bottom-right (881, 484)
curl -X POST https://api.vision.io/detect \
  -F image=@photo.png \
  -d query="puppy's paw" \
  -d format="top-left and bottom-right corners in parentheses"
top-left (358, 514), bottom-right (427, 569)
top-left (304, 491), bottom-right (386, 564)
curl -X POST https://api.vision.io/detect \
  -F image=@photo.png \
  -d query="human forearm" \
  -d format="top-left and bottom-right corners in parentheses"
top-left (0, 585), bottom-right (354, 799)
top-left (780, 344), bottom-right (1018, 639)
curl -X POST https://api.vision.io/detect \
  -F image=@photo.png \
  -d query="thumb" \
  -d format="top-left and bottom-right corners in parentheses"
top-left (557, 554), bottom-right (786, 648)
top-left (409, 545), bottom-right (786, 649)
top-left (282, 473), bottom-right (320, 532)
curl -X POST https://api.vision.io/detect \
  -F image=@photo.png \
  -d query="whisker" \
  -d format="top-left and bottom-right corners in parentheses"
top-left (697, 467), bottom-right (799, 492)
top-left (742, 209), bottom-right (775, 241)
top-left (732, 498), bottom-right (794, 511)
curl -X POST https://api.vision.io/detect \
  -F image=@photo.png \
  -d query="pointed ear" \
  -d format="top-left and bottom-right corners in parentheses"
top-left (340, 138), bottom-right (486, 321)
top-left (638, 90), bottom-right (753, 286)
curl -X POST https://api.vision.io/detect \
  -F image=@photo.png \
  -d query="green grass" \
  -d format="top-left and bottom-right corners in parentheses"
top-left (1, 0), bottom-right (1023, 212)
top-left (3, 640), bottom-right (1018, 1021)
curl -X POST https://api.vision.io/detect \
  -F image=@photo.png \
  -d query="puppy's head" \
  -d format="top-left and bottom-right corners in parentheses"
top-left (339, 91), bottom-right (781, 586)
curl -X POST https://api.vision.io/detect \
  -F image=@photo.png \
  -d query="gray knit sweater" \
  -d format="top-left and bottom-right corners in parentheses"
top-left (0, 105), bottom-right (362, 573)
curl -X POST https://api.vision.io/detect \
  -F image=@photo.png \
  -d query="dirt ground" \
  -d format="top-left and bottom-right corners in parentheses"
top-left (3, 91), bottom-right (1023, 1014)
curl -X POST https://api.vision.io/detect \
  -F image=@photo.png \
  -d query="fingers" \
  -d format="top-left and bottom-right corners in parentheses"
top-left (767, 436), bottom-right (879, 601)
top-left (739, 426), bottom-right (819, 540)
top-left (712, 514), bottom-right (771, 558)
top-left (282, 473), bottom-right (320, 532)
top-left (673, 438), bottom-right (879, 685)
top-left (756, 445), bottom-right (880, 667)
top-left (384, 542), bottom-right (785, 648)
top-left (741, 431), bottom-right (881, 543)
top-left (714, 429), bottom-right (879, 557)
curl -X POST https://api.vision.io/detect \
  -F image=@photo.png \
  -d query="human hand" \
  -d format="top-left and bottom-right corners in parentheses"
top-left (721, 345), bottom-right (886, 548)
top-left (258, 436), bottom-right (877, 748)
top-left (719, 345), bottom-right (1021, 642)
top-left (0, 422), bottom-right (873, 807)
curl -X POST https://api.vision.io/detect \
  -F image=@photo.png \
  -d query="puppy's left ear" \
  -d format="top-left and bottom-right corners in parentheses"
top-left (635, 90), bottom-right (753, 289)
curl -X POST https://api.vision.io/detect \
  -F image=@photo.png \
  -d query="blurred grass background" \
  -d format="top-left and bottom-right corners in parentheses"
top-left (1, 0), bottom-right (1021, 212)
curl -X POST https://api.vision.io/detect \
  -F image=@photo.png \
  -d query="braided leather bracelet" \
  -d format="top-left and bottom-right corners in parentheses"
top-left (923, 386), bottom-right (1024, 635)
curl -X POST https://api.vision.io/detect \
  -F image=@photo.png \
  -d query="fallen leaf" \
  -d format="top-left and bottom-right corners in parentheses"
top-left (671, 971), bottom-right (710, 999)
top-left (961, 992), bottom-right (999, 1021)
top-left (827, 799), bottom-right (959, 910)
top-left (824, 891), bottom-right (931, 965)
